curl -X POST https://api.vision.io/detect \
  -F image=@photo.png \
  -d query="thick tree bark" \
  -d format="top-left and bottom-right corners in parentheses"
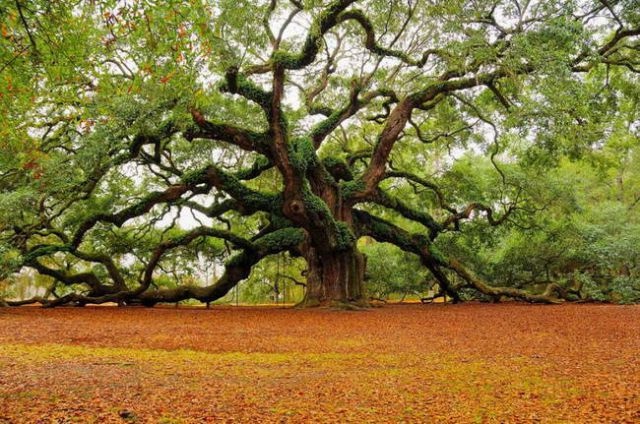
top-left (299, 243), bottom-right (367, 308)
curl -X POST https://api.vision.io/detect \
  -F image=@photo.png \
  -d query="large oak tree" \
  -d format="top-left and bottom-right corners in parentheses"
top-left (1, 0), bottom-right (638, 307)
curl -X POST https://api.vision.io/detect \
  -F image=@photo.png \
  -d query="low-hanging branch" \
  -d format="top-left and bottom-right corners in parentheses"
top-left (353, 209), bottom-right (569, 304)
top-left (10, 227), bottom-right (305, 308)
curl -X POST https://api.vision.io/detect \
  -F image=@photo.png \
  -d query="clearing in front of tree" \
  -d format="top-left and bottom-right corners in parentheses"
top-left (0, 303), bottom-right (639, 423)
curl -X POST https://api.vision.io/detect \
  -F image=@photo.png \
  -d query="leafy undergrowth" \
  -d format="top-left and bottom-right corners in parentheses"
top-left (0, 304), bottom-right (639, 423)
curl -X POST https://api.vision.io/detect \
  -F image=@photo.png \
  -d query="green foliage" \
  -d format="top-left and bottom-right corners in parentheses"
top-left (221, 253), bottom-right (306, 304)
top-left (362, 241), bottom-right (429, 299)
top-left (0, 244), bottom-right (22, 280)
top-left (438, 147), bottom-right (640, 303)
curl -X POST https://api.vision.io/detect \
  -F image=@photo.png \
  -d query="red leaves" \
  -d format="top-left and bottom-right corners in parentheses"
top-left (159, 72), bottom-right (174, 84)
top-left (22, 158), bottom-right (42, 180)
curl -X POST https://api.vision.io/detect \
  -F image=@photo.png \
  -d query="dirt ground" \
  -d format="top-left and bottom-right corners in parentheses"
top-left (0, 303), bottom-right (639, 423)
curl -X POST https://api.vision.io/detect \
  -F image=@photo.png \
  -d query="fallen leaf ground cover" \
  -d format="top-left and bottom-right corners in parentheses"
top-left (0, 303), bottom-right (639, 423)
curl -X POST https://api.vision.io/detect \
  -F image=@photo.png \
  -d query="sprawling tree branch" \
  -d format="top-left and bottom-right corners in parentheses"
top-left (353, 210), bottom-right (568, 304)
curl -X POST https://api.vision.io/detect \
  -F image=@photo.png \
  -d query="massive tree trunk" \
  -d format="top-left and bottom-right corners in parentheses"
top-left (299, 243), bottom-right (367, 307)
top-left (283, 177), bottom-right (369, 307)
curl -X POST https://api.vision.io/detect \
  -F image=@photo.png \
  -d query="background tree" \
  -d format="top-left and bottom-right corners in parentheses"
top-left (0, 0), bottom-right (638, 307)
top-left (361, 241), bottom-right (433, 302)
top-left (438, 147), bottom-right (640, 303)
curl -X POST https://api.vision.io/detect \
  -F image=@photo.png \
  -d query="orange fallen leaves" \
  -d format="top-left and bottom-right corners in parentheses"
top-left (0, 303), bottom-right (639, 423)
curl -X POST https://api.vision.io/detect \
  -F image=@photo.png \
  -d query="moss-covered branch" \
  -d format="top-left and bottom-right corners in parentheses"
top-left (187, 109), bottom-right (271, 156)
top-left (383, 171), bottom-right (457, 214)
top-left (68, 164), bottom-right (277, 251)
top-left (367, 189), bottom-right (443, 238)
top-left (70, 185), bottom-right (192, 248)
top-left (233, 156), bottom-right (273, 181)
top-left (445, 258), bottom-right (567, 304)
top-left (441, 202), bottom-right (516, 230)
top-left (9, 227), bottom-right (305, 308)
top-left (219, 66), bottom-right (273, 111)
top-left (353, 209), bottom-right (567, 304)
top-left (268, 0), bottom-right (358, 70)
top-left (72, 250), bottom-right (127, 291)
top-left (352, 210), bottom-right (459, 301)
top-left (137, 226), bottom-right (256, 295)
top-left (309, 89), bottom-right (398, 149)
top-left (29, 260), bottom-right (110, 294)
top-left (383, 172), bottom-right (515, 230)
top-left (132, 227), bottom-right (305, 305)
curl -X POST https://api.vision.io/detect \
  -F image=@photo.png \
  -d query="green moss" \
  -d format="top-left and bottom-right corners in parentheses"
top-left (225, 254), bottom-right (243, 268)
top-left (255, 228), bottom-right (305, 253)
top-left (376, 191), bottom-right (442, 235)
top-left (340, 178), bottom-right (366, 199)
top-left (321, 156), bottom-right (345, 169)
top-left (181, 168), bottom-right (208, 186)
top-left (288, 137), bottom-right (318, 172)
top-left (208, 165), bottom-right (278, 211)
top-left (310, 113), bottom-right (341, 139)
top-left (412, 234), bottom-right (430, 247)
top-left (268, 214), bottom-right (293, 229)
top-left (234, 156), bottom-right (270, 180)
top-left (317, 0), bottom-right (345, 32)
top-left (333, 221), bottom-right (355, 250)
top-left (366, 218), bottom-right (414, 251)
top-left (126, 191), bottom-right (169, 217)
top-left (24, 244), bottom-right (72, 263)
top-left (271, 50), bottom-right (300, 68)
top-left (270, 0), bottom-right (345, 69)
top-left (244, 192), bottom-right (275, 211)
top-left (320, 157), bottom-right (352, 183)
top-left (301, 186), bottom-right (331, 216)
top-left (255, 155), bottom-right (271, 168)
top-left (219, 73), bottom-right (272, 109)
